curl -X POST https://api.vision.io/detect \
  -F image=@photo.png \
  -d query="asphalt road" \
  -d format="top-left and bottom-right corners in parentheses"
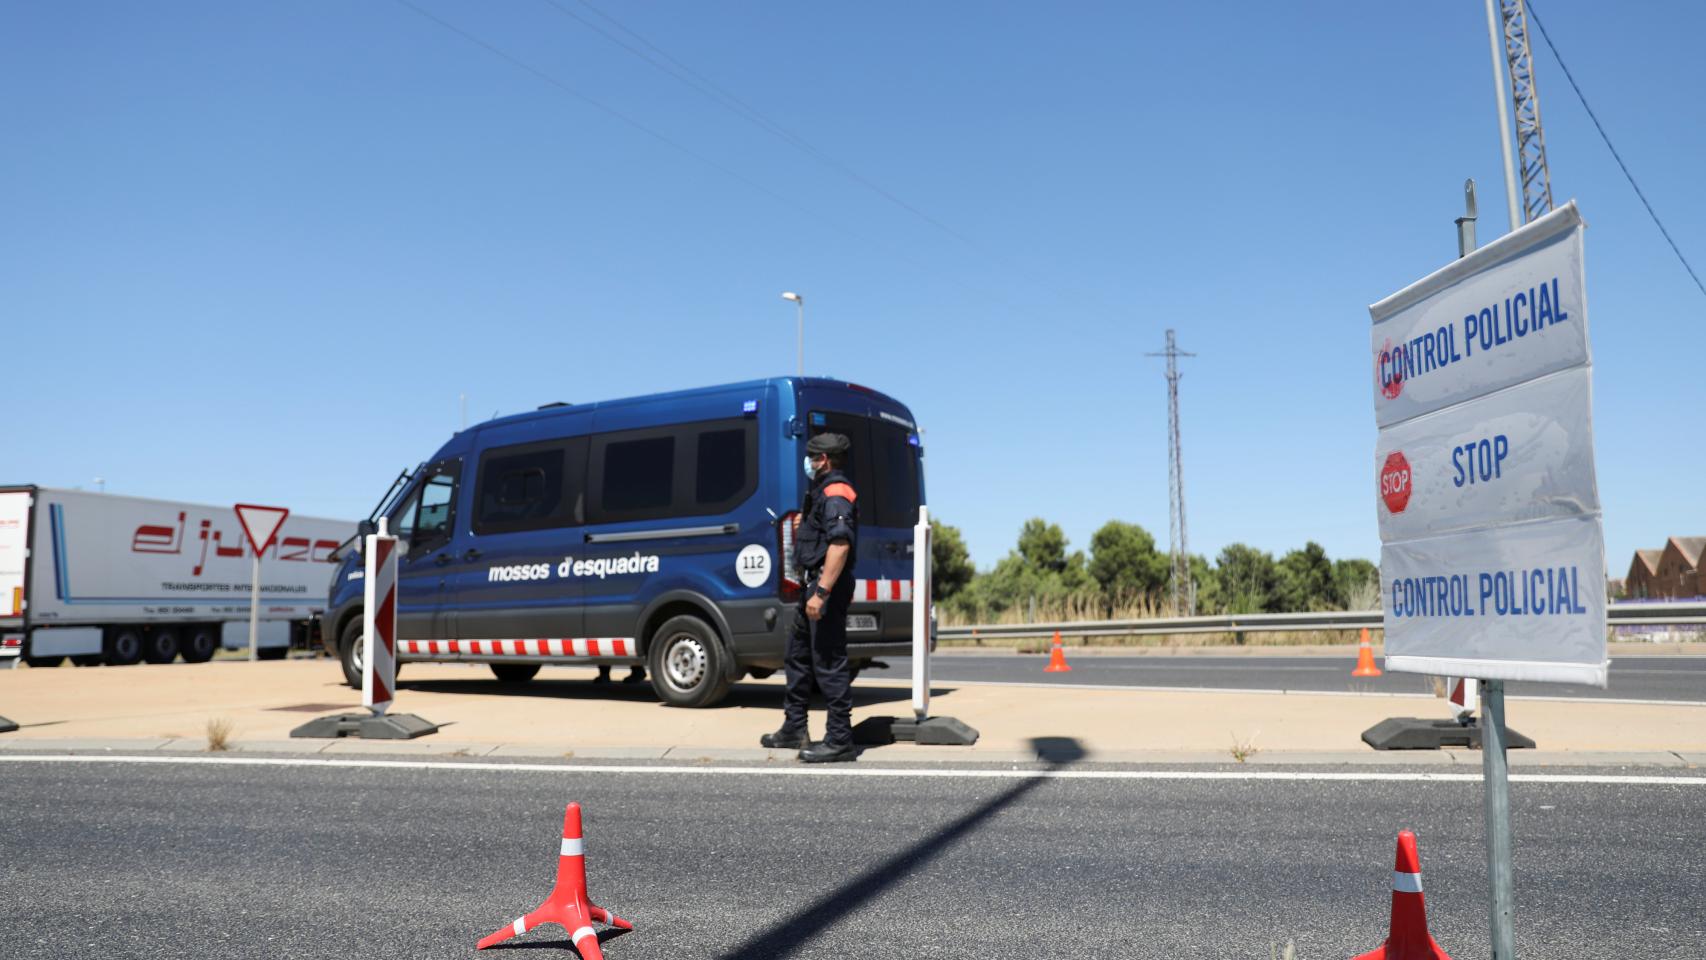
top-left (874, 654), bottom-right (1706, 702)
top-left (3, 756), bottom-right (1703, 959)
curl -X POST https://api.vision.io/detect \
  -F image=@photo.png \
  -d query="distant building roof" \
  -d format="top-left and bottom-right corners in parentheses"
top-left (1668, 537), bottom-right (1706, 569)
top-left (1632, 549), bottom-right (1662, 576)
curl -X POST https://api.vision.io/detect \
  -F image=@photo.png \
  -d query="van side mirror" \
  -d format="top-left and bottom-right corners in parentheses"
top-left (357, 519), bottom-right (377, 538)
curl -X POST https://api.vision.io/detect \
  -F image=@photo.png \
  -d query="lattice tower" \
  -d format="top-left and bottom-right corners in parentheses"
top-left (1148, 330), bottom-right (1195, 615)
top-left (1499, 0), bottom-right (1554, 223)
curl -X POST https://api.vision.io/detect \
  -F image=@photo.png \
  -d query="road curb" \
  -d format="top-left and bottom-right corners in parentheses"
top-left (0, 736), bottom-right (1693, 769)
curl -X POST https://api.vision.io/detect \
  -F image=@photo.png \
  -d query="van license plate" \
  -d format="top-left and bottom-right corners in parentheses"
top-left (846, 614), bottom-right (879, 633)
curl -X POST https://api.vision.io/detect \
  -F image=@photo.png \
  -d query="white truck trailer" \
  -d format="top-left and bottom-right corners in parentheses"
top-left (0, 487), bottom-right (353, 667)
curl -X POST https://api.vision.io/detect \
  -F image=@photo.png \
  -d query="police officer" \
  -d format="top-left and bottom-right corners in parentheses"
top-left (760, 432), bottom-right (859, 763)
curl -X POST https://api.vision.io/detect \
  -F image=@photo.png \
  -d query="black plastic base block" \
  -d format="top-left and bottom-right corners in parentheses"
top-left (853, 715), bottom-right (979, 747)
top-left (289, 712), bottom-right (439, 740)
top-left (0, 715), bottom-right (17, 734)
top-left (1361, 717), bottom-right (1535, 751)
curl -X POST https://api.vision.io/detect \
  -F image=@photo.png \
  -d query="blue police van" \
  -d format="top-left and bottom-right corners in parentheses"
top-left (325, 377), bottom-right (926, 707)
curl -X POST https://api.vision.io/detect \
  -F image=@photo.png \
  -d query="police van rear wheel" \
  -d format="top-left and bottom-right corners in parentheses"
top-left (647, 615), bottom-right (731, 708)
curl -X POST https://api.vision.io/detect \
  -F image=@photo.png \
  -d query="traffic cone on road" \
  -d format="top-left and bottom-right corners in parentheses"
top-left (1044, 631), bottom-right (1072, 673)
top-left (1352, 830), bottom-right (1451, 959)
top-left (477, 803), bottom-right (634, 955)
top-left (1352, 628), bottom-right (1382, 678)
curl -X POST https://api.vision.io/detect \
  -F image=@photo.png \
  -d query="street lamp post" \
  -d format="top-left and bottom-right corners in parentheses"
top-left (781, 291), bottom-right (803, 376)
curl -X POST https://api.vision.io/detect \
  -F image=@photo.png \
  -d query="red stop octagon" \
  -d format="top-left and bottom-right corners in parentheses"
top-left (1380, 452), bottom-right (1412, 514)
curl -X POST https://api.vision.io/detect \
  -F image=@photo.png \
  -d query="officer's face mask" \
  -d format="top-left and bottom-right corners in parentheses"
top-left (803, 455), bottom-right (824, 480)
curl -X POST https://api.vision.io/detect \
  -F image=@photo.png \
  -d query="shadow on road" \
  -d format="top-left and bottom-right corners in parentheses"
top-left (481, 926), bottom-right (632, 953)
top-left (397, 677), bottom-right (954, 710)
top-left (713, 736), bottom-right (1085, 960)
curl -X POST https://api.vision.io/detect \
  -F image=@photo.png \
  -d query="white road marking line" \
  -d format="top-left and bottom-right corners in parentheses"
top-left (916, 678), bottom-right (1705, 706)
top-left (1, 754), bottom-right (1701, 785)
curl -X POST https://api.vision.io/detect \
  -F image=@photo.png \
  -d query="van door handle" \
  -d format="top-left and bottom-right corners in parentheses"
top-left (463, 548), bottom-right (482, 562)
top-left (435, 553), bottom-right (452, 566)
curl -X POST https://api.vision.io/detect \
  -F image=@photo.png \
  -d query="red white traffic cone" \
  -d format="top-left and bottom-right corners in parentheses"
top-left (1043, 631), bottom-right (1071, 673)
top-left (1352, 830), bottom-right (1451, 960)
top-left (1352, 628), bottom-right (1383, 678)
top-left (477, 803), bottom-right (634, 955)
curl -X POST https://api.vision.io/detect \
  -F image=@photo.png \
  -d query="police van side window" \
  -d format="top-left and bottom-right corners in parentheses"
top-left (871, 422), bottom-right (920, 528)
top-left (391, 465), bottom-right (459, 555)
top-left (695, 424), bottom-right (755, 509)
top-left (415, 470), bottom-right (457, 542)
top-left (390, 491), bottom-right (421, 541)
top-left (589, 418), bottom-right (757, 523)
top-left (596, 434), bottom-right (675, 520)
top-left (474, 437), bottom-right (589, 534)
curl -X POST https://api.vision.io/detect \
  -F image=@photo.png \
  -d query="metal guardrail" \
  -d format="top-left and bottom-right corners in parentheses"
top-left (936, 601), bottom-right (1706, 642)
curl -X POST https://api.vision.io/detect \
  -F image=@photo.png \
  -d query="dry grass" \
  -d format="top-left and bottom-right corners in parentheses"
top-left (204, 717), bottom-right (234, 752)
top-left (1229, 730), bottom-right (1260, 763)
top-left (940, 591), bottom-right (1167, 628)
top-left (939, 592), bottom-right (1383, 651)
top-left (946, 629), bottom-right (1375, 653)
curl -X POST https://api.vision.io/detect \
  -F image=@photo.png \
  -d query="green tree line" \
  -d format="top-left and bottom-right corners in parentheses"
top-left (929, 517), bottom-right (1378, 621)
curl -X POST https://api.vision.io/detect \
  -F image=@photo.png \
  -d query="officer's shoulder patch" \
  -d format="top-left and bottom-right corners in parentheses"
top-left (821, 482), bottom-right (857, 503)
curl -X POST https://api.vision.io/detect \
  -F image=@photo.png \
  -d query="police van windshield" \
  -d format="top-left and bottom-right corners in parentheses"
top-left (809, 412), bottom-right (920, 528)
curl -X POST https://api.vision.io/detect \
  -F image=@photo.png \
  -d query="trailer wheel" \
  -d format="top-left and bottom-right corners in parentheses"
top-left (181, 626), bottom-right (218, 663)
top-left (647, 615), bottom-right (732, 708)
top-left (24, 656), bottom-right (66, 669)
top-left (338, 616), bottom-right (364, 688)
top-left (491, 663), bottom-right (540, 684)
top-left (142, 629), bottom-right (180, 664)
top-left (71, 655), bottom-right (103, 667)
top-left (104, 627), bottom-right (144, 666)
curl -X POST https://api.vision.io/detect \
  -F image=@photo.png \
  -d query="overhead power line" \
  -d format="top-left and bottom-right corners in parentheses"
top-left (1524, 0), bottom-right (1706, 301)
top-left (389, 0), bottom-right (895, 257)
top-left (543, 0), bottom-right (983, 249)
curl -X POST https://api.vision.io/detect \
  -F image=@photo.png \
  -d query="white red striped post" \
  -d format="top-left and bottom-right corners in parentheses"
top-left (361, 519), bottom-right (398, 717)
top-left (1448, 677), bottom-right (1478, 721)
top-left (477, 802), bottom-right (633, 953)
top-left (911, 506), bottom-right (932, 720)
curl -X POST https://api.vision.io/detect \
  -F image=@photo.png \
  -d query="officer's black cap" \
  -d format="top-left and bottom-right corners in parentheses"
top-left (807, 433), bottom-right (850, 455)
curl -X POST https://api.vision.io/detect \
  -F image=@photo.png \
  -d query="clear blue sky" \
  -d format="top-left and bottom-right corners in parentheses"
top-left (4, 1), bottom-right (1701, 575)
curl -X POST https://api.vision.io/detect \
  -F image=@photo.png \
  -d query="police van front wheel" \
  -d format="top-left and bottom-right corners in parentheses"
top-left (647, 616), bottom-right (732, 708)
top-left (338, 617), bottom-right (364, 688)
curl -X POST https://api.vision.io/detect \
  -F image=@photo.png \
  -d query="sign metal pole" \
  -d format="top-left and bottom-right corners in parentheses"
top-left (1482, 678), bottom-right (1516, 958)
top-left (247, 553), bottom-right (261, 662)
top-left (233, 504), bottom-right (289, 663)
top-left (1457, 179), bottom-right (1517, 959)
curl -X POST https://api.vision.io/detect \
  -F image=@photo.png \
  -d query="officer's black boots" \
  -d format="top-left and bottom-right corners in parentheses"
top-left (799, 740), bottom-right (858, 763)
top-left (760, 728), bottom-right (809, 750)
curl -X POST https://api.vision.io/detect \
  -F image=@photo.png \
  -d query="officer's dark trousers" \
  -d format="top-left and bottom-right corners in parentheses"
top-left (781, 578), bottom-right (855, 746)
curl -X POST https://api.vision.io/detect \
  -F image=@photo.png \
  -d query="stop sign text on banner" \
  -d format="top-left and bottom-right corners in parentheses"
top-left (1375, 366), bottom-right (1598, 544)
